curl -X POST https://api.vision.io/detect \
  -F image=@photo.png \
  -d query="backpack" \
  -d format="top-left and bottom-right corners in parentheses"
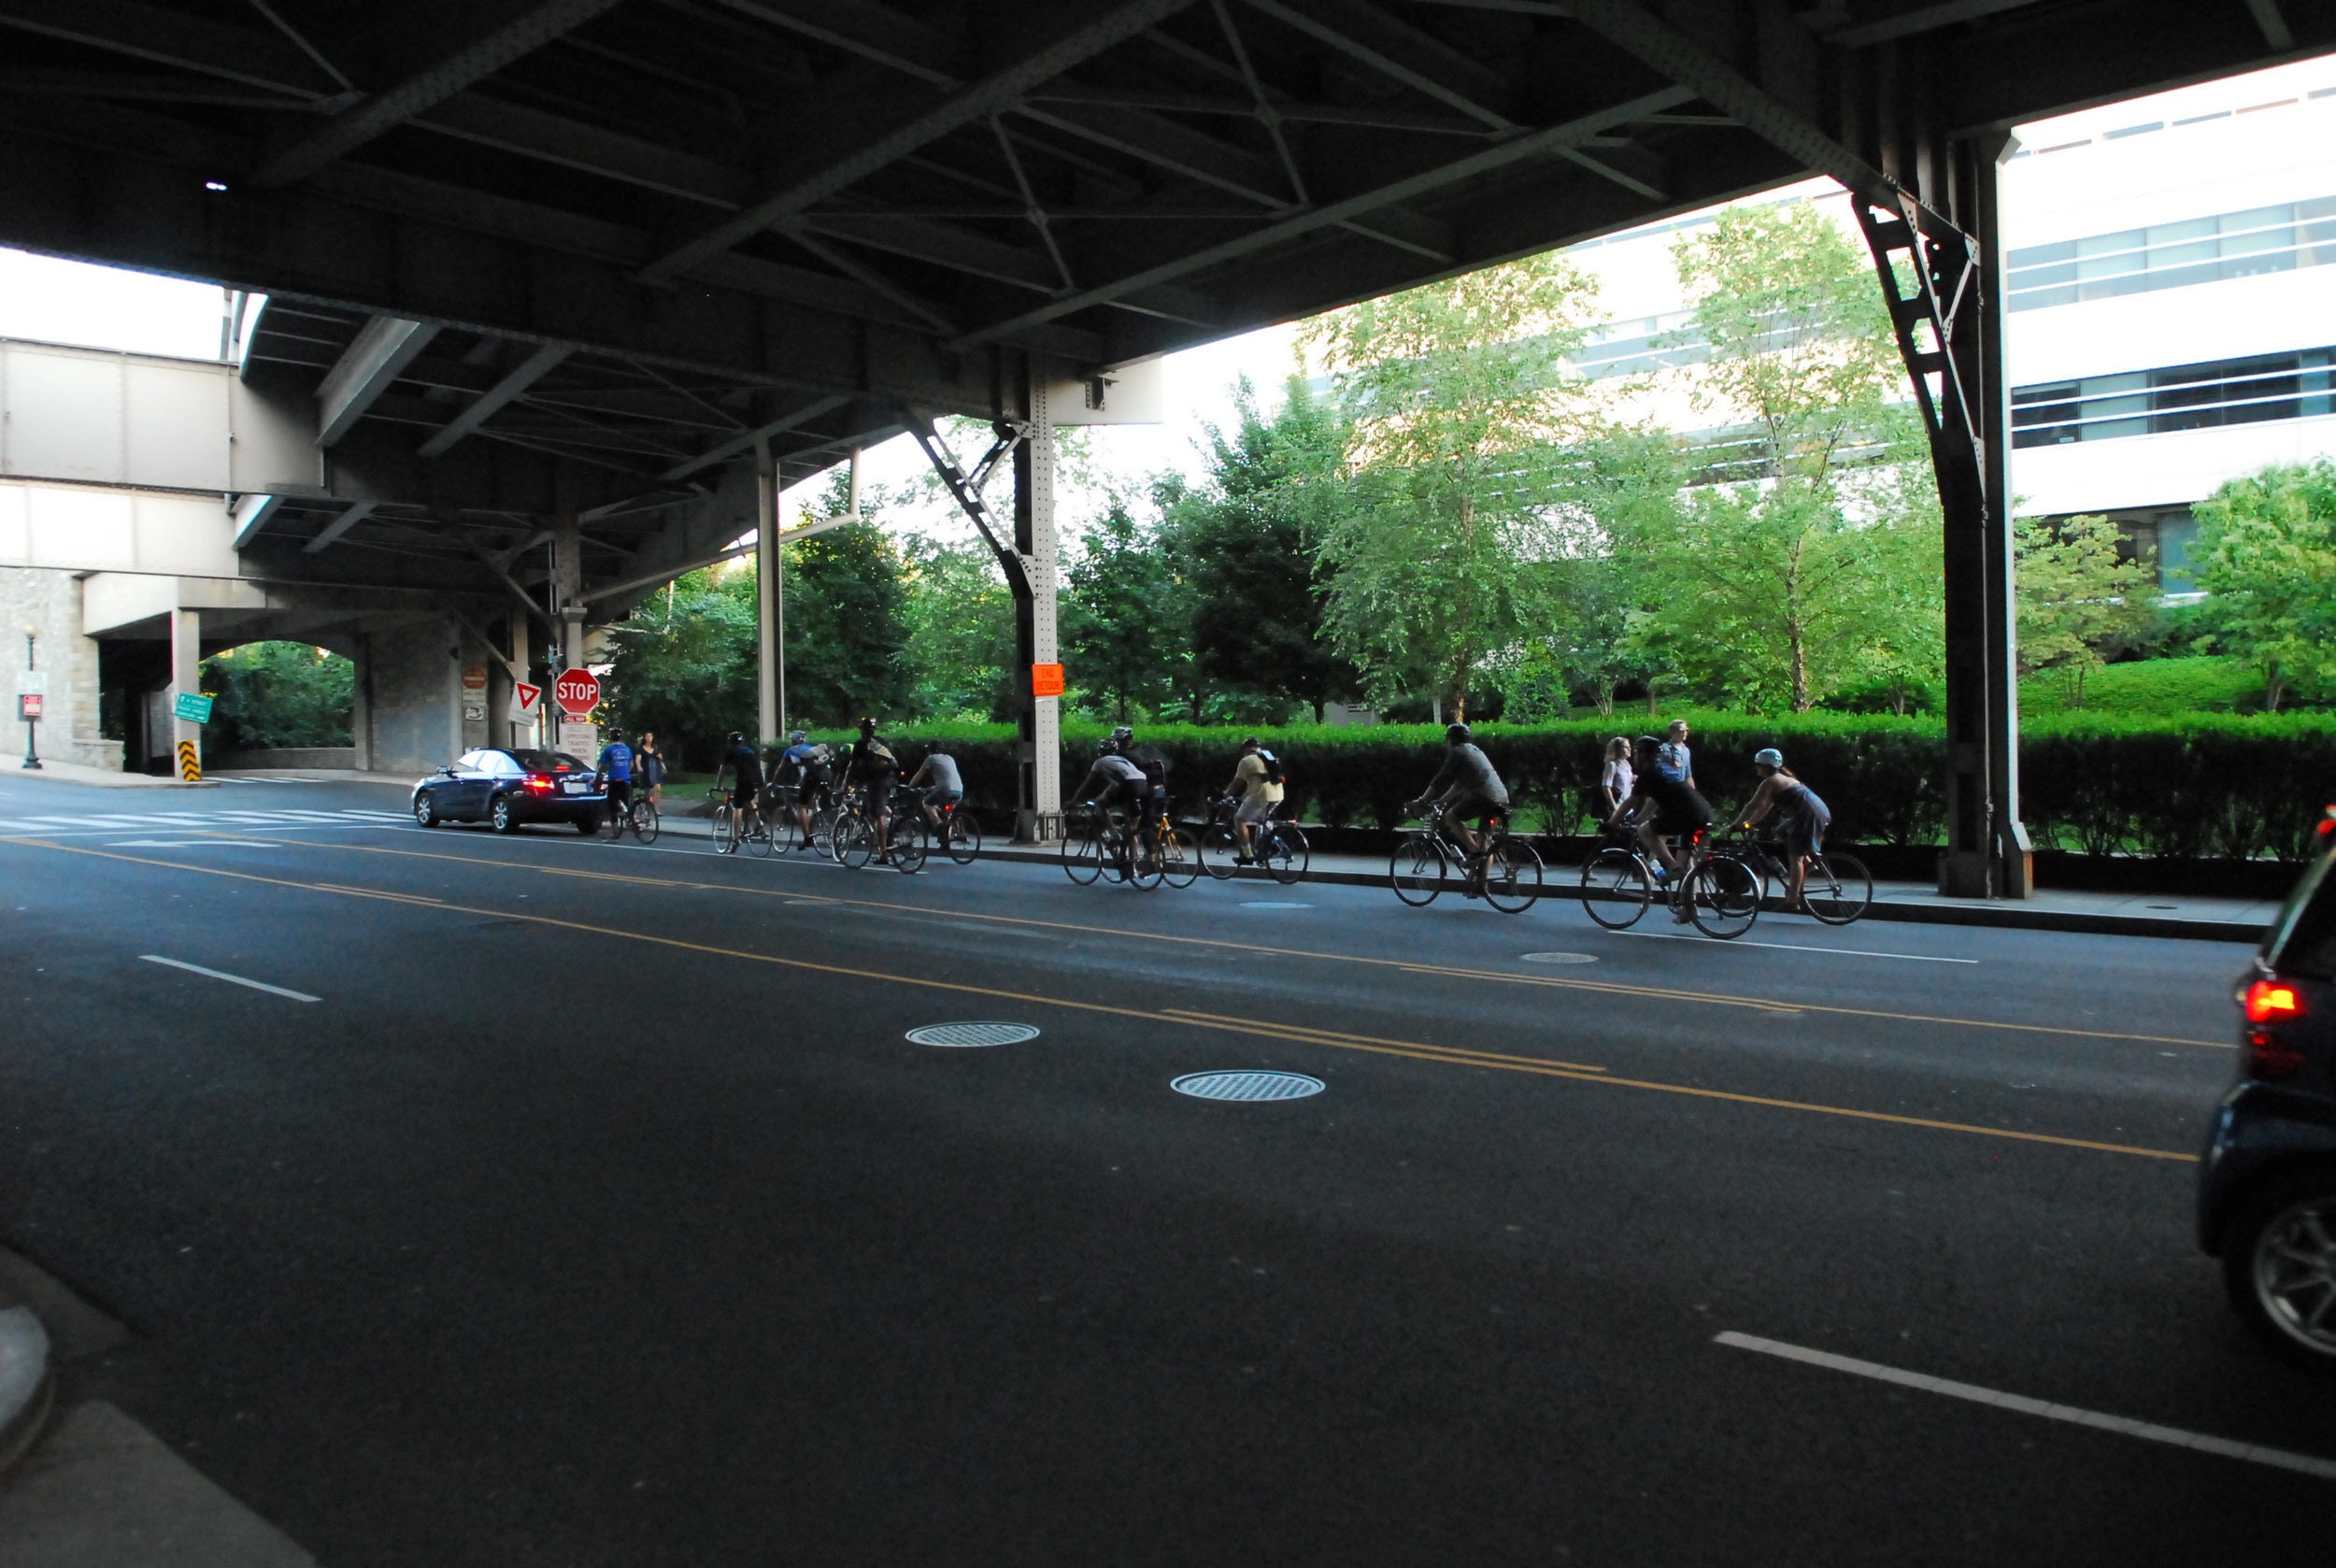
top-left (862, 738), bottom-right (897, 772)
top-left (1257, 748), bottom-right (1286, 787)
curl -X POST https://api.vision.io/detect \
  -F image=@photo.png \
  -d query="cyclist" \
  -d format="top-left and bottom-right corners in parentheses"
top-left (845, 718), bottom-right (902, 857)
top-left (711, 729), bottom-right (764, 843)
top-left (1221, 736), bottom-right (1284, 863)
top-left (906, 746), bottom-right (964, 834)
top-left (1073, 741), bottom-right (1155, 850)
top-left (773, 729), bottom-right (824, 849)
top-left (595, 727), bottom-right (634, 835)
top-left (1737, 748), bottom-right (1832, 913)
top-left (1403, 722), bottom-right (1507, 876)
top-left (1611, 734), bottom-right (1713, 921)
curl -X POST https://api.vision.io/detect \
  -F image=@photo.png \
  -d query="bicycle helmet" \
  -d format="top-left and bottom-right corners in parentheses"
top-left (858, 716), bottom-right (877, 734)
top-left (1446, 722), bottom-right (1472, 744)
top-left (1109, 725), bottom-right (1133, 748)
top-left (788, 729), bottom-right (806, 745)
top-left (725, 730), bottom-right (744, 744)
top-left (1753, 747), bottom-right (1785, 769)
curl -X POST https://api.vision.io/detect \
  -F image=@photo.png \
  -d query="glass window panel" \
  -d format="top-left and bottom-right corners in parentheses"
top-left (2145, 217), bottom-right (2217, 245)
top-left (2008, 284), bottom-right (2077, 312)
top-left (2221, 205), bottom-right (2292, 234)
top-left (2148, 239), bottom-right (2217, 269)
top-left (2075, 228), bottom-right (2145, 257)
top-left (2219, 225), bottom-right (2293, 256)
top-left (2007, 239), bottom-right (2076, 266)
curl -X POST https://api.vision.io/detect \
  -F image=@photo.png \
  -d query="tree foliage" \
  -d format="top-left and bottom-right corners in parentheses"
top-left (1304, 253), bottom-right (1608, 719)
top-left (2013, 513), bottom-right (2160, 709)
top-left (2186, 459), bottom-right (2336, 712)
top-left (199, 641), bottom-right (354, 749)
top-left (1062, 496), bottom-right (1188, 721)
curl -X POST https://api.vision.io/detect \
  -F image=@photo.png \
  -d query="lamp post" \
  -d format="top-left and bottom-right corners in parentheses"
top-left (20, 624), bottom-right (41, 770)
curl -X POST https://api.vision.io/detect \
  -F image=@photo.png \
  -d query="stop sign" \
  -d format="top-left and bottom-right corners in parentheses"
top-left (553, 667), bottom-right (600, 717)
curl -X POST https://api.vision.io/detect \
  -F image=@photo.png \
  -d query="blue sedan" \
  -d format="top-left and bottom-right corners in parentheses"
top-left (412, 748), bottom-right (605, 834)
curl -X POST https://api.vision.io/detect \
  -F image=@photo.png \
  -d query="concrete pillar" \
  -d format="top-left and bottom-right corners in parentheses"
top-left (169, 606), bottom-right (201, 779)
top-left (351, 634), bottom-right (373, 772)
top-left (506, 614), bottom-right (533, 748)
top-left (1013, 369), bottom-right (1061, 841)
top-left (553, 520), bottom-right (585, 671)
top-left (755, 445), bottom-right (781, 748)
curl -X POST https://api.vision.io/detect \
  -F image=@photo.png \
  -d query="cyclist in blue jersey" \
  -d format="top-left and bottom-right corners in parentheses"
top-left (595, 728), bottom-right (634, 834)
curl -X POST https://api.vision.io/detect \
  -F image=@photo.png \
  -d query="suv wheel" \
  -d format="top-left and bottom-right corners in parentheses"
top-left (2223, 1174), bottom-right (2336, 1367)
top-left (491, 794), bottom-right (518, 834)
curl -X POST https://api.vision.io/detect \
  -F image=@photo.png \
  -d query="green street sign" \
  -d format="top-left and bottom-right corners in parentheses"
top-left (174, 691), bottom-right (214, 724)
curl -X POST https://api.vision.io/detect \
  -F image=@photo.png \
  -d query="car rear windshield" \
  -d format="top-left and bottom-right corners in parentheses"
top-left (2263, 845), bottom-right (2336, 980)
top-left (510, 749), bottom-right (587, 772)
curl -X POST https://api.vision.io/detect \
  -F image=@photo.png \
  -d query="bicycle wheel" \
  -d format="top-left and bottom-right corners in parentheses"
top-left (1128, 833), bottom-right (1166, 891)
top-left (1687, 854), bottom-right (1761, 939)
top-left (835, 812), bottom-right (876, 869)
top-left (1262, 822), bottom-right (1309, 886)
top-left (712, 803), bottom-right (738, 855)
top-left (1200, 821), bottom-right (1242, 880)
top-left (1804, 850), bottom-right (1873, 925)
top-left (889, 817), bottom-right (929, 874)
top-left (630, 798), bottom-right (660, 845)
top-left (1061, 822), bottom-right (1104, 885)
top-left (745, 810), bottom-right (776, 857)
top-left (1482, 837), bottom-right (1544, 914)
top-left (1578, 846), bottom-right (1651, 930)
top-left (1389, 834), bottom-right (1446, 906)
top-left (944, 810), bottom-right (982, 865)
top-left (1159, 827), bottom-right (1198, 889)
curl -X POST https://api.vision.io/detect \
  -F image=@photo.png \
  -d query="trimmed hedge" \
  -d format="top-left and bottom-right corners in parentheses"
top-left (816, 711), bottom-right (2336, 862)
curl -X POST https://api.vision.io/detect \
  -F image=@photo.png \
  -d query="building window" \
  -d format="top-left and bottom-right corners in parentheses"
top-left (2013, 348), bottom-right (2336, 447)
top-left (2007, 195), bottom-right (2336, 310)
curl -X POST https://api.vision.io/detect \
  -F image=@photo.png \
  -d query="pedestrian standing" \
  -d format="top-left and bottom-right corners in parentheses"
top-left (636, 730), bottom-right (667, 805)
top-left (1656, 719), bottom-right (1695, 791)
top-left (1597, 734), bottom-right (1634, 820)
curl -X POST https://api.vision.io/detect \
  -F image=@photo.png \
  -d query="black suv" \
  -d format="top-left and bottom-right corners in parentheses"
top-left (2200, 809), bottom-right (2336, 1365)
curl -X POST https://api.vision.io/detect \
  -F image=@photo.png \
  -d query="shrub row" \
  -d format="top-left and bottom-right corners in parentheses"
top-left (815, 712), bottom-right (2336, 862)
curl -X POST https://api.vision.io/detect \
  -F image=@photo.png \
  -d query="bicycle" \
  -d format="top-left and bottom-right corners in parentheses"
top-left (1199, 797), bottom-right (1309, 886)
top-left (1388, 801), bottom-right (1542, 914)
top-left (604, 789), bottom-right (659, 845)
top-left (1727, 828), bottom-right (1873, 924)
top-left (1061, 801), bottom-right (1166, 890)
top-left (709, 790), bottom-right (772, 857)
top-left (1145, 798), bottom-right (1197, 890)
top-left (928, 799), bottom-right (984, 866)
top-left (835, 791), bottom-right (928, 874)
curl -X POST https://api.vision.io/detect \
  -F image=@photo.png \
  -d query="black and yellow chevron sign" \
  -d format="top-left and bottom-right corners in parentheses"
top-left (176, 740), bottom-right (200, 781)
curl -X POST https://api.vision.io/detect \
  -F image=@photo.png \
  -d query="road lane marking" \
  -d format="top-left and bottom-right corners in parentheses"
top-left (10, 840), bottom-right (2200, 1162)
top-left (1161, 1009), bottom-right (1605, 1072)
top-left (1611, 931), bottom-right (1979, 963)
top-left (1714, 1331), bottom-right (2336, 1480)
top-left (100, 834), bottom-right (2227, 1051)
top-left (139, 955), bottom-right (319, 1003)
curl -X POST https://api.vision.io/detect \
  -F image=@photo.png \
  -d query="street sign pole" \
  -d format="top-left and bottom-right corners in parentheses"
top-left (18, 628), bottom-right (41, 770)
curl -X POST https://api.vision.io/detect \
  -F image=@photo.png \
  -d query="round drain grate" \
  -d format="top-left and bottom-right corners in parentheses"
top-left (1172, 1070), bottom-right (1325, 1102)
top-left (1520, 951), bottom-right (1599, 964)
top-left (905, 1022), bottom-right (1040, 1048)
top-left (1241, 901), bottom-right (1311, 909)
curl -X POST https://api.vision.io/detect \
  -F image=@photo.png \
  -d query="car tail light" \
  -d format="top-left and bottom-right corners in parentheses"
top-left (2244, 979), bottom-right (2305, 1023)
top-left (525, 774), bottom-right (553, 794)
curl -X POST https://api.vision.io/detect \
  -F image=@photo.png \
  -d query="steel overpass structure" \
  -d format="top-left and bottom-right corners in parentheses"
top-left (0, 0), bottom-right (2326, 879)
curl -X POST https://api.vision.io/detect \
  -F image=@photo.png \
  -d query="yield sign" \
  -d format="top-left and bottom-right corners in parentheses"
top-left (553, 667), bottom-right (600, 717)
top-left (512, 681), bottom-right (543, 721)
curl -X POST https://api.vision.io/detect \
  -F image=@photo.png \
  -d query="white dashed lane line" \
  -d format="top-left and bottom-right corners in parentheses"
top-left (139, 955), bottom-right (320, 1004)
top-left (1613, 931), bottom-right (1977, 963)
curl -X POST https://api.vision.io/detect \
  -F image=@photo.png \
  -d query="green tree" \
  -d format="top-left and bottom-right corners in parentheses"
top-left (2186, 460), bottom-right (2336, 711)
top-left (1629, 201), bottom-right (1942, 712)
top-left (1158, 377), bottom-right (1359, 721)
top-left (2013, 513), bottom-right (2159, 709)
top-left (600, 565), bottom-right (758, 766)
top-left (902, 533), bottom-right (1017, 720)
top-left (1304, 252), bottom-right (1607, 720)
top-left (784, 514), bottom-right (913, 726)
top-left (199, 641), bottom-right (353, 749)
top-left (1062, 496), bottom-right (1188, 721)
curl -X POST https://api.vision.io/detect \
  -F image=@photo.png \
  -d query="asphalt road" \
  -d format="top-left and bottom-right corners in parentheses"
top-left (0, 775), bottom-right (2320, 1565)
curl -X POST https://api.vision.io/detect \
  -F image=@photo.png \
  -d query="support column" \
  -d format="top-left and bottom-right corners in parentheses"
top-left (1852, 136), bottom-right (2027, 899)
top-left (351, 635), bottom-right (372, 772)
top-left (506, 614), bottom-right (534, 748)
top-left (553, 520), bottom-right (585, 671)
top-left (756, 445), bottom-right (781, 748)
top-left (1014, 373), bottom-right (1061, 842)
top-left (169, 606), bottom-right (201, 779)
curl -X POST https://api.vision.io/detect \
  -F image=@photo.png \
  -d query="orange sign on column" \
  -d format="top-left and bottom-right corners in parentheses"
top-left (1030, 663), bottom-right (1065, 697)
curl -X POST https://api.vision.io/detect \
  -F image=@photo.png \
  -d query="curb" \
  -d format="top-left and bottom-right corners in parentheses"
top-left (0, 1304), bottom-right (55, 1479)
top-left (964, 846), bottom-right (2268, 944)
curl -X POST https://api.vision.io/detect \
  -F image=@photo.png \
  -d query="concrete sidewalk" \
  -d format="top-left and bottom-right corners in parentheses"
top-left (641, 811), bottom-right (2282, 944)
top-left (2, 759), bottom-right (215, 790)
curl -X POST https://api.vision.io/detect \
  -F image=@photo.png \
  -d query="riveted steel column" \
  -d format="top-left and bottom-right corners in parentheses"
top-left (756, 443), bottom-right (781, 748)
top-left (1014, 368), bottom-right (1061, 842)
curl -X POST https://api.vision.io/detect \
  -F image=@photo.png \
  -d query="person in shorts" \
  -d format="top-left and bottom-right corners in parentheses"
top-left (1613, 734), bottom-right (1714, 919)
top-left (1405, 722), bottom-right (1508, 861)
top-left (1221, 736), bottom-right (1284, 863)
top-left (907, 747), bottom-right (964, 831)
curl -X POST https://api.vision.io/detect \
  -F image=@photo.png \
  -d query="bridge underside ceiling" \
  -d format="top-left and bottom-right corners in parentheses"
top-left (0, 0), bottom-right (2323, 612)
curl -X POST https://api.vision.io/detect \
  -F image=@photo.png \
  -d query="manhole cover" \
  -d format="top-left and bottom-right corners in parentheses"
top-left (905, 1022), bottom-right (1040, 1048)
top-left (1520, 951), bottom-right (1599, 964)
top-left (1241, 901), bottom-right (1311, 909)
top-left (1172, 1070), bottom-right (1325, 1102)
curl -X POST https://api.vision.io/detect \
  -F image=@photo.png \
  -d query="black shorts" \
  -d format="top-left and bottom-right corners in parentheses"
top-left (1446, 792), bottom-right (1505, 832)
top-left (862, 775), bottom-right (895, 810)
top-left (604, 778), bottom-right (632, 810)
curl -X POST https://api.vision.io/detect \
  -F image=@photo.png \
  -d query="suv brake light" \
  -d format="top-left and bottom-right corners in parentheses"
top-left (2244, 979), bottom-right (2305, 1023)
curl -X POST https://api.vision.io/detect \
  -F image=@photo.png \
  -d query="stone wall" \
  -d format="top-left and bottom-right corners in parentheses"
top-left (0, 565), bottom-right (121, 771)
